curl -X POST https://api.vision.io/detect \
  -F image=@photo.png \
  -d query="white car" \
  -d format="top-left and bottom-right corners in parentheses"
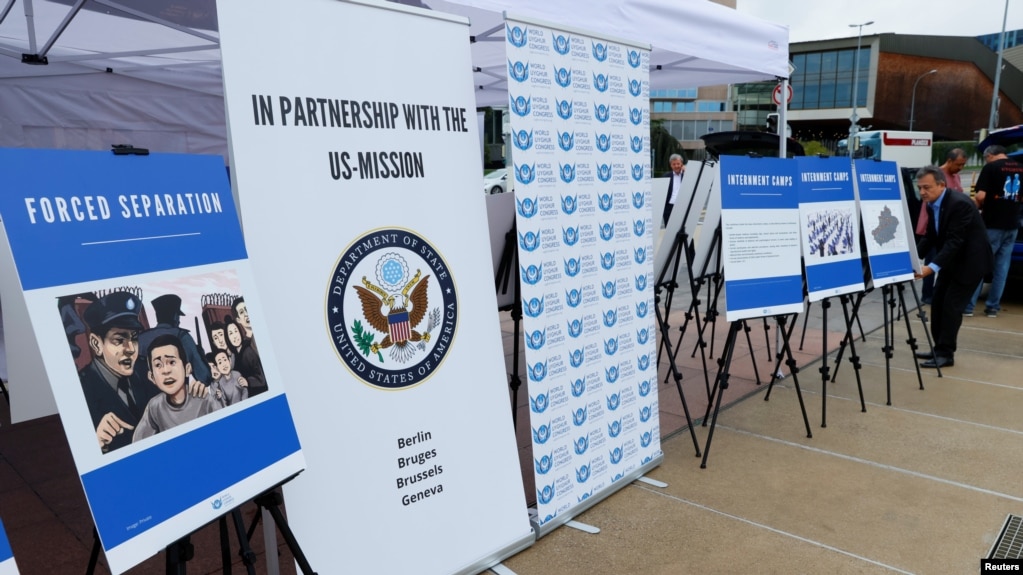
top-left (483, 169), bottom-right (508, 195)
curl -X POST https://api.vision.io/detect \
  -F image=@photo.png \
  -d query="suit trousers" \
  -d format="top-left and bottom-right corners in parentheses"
top-left (930, 274), bottom-right (974, 358)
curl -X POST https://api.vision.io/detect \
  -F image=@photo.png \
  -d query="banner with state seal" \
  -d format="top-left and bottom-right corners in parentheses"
top-left (504, 16), bottom-right (663, 534)
top-left (217, 0), bottom-right (534, 572)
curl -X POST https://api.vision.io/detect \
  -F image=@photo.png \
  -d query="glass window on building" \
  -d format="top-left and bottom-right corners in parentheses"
top-left (697, 101), bottom-right (725, 112)
top-left (676, 101), bottom-right (695, 112)
top-left (790, 46), bottom-right (870, 111)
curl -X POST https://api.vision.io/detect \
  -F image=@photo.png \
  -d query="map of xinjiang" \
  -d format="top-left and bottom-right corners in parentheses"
top-left (871, 205), bottom-right (900, 246)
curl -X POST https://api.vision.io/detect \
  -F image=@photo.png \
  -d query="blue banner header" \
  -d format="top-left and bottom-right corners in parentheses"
top-left (854, 159), bottom-right (902, 202)
top-left (0, 149), bottom-right (247, 290)
top-left (720, 156), bottom-right (798, 210)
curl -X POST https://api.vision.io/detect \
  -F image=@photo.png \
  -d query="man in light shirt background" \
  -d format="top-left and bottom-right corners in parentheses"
top-left (662, 153), bottom-right (686, 227)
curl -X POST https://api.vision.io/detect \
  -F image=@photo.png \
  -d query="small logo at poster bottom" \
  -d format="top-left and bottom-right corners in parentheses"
top-left (327, 228), bottom-right (457, 390)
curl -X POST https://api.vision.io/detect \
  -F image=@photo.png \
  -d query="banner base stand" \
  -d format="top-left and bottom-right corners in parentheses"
top-left (565, 520), bottom-right (601, 534)
top-left (490, 563), bottom-right (520, 575)
top-left (635, 475), bottom-right (668, 488)
top-left (530, 454), bottom-right (663, 539)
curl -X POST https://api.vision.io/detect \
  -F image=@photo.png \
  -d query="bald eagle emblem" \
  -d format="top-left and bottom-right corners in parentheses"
top-left (329, 229), bottom-right (457, 390)
top-left (354, 260), bottom-right (439, 365)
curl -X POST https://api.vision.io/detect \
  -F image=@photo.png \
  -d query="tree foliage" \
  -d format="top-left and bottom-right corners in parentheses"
top-left (650, 119), bottom-right (682, 176)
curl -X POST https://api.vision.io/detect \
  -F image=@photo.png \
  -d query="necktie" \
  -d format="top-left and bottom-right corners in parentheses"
top-left (930, 204), bottom-right (939, 233)
top-left (118, 377), bottom-right (140, 419)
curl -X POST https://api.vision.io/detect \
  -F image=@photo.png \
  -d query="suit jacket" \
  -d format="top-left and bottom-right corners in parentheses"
top-left (916, 189), bottom-right (993, 286)
top-left (80, 361), bottom-right (157, 452)
top-left (662, 171), bottom-right (683, 224)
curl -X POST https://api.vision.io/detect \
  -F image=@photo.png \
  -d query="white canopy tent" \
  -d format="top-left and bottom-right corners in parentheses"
top-left (0, 0), bottom-right (788, 157)
top-left (417, 0), bottom-right (790, 107)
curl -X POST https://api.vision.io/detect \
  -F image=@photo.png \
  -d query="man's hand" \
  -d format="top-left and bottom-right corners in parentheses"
top-left (189, 380), bottom-right (209, 398)
top-left (914, 266), bottom-right (934, 280)
top-left (97, 412), bottom-right (134, 450)
top-left (237, 377), bottom-right (248, 388)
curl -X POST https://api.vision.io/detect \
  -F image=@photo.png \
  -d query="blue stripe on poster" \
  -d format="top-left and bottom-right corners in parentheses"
top-left (805, 259), bottom-right (865, 293)
top-left (868, 252), bottom-right (914, 279)
top-left (82, 395), bottom-right (301, 550)
top-left (0, 520), bottom-right (12, 562)
top-left (725, 275), bottom-right (804, 311)
top-left (0, 149), bottom-right (247, 290)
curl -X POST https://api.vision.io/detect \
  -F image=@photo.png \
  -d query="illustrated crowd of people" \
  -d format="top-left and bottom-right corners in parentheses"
top-left (63, 291), bottom-right (267, 453)
top-left (806, 208), bottom-right (856, 257)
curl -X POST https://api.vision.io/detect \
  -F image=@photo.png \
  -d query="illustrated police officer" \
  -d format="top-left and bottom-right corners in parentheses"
top-left (79, 291), bottom-right (156, 453)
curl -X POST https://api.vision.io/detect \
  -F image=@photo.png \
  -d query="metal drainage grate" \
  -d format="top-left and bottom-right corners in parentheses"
top-left (988, 514), bottom-right (1023, 559)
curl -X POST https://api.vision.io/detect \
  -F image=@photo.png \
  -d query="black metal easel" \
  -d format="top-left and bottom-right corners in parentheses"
top-left (701, 314), bottom-right (812, 468)
top-left (494, 222), bottom-right (524, 429)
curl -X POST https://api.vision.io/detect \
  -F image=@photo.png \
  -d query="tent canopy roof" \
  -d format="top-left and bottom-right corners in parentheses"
top-left (0, 0), bottom-right (789, 155)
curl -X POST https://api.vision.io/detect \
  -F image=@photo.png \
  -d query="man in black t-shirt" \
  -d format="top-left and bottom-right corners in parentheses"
top-left (966, 145), bottom-right (1023, 317)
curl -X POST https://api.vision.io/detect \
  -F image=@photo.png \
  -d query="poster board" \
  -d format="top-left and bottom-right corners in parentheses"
top-left (854, 159), bottom-right (919, 287)
top-left (795, 156), bottom-right (865, 301)
top-left (652, 159), bottom-right (715, 282)
top-left (504, 15), bottom-right (662, 534)
top-left (717, 155), bottom-right (804, 322)
top-left (217, 0), bottom-right (534, 572)
top-left (0, 149), bottom-right (304, 574)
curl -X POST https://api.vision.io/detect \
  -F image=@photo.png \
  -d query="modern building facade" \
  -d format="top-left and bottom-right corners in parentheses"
top-left (652, 31), bottom-right (1023, 151)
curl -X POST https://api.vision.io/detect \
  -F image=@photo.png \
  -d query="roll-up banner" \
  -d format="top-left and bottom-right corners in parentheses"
top-left (0, 149), bottom-right (305, 573)
top-left (217, 0), bottom-right (534, 572)
top-left (505, 16), bottom-right (663, 534)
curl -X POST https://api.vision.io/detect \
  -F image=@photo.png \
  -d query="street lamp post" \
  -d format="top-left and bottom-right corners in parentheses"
top-left (909, 69), bottom-right (938, 131)
top-left (849, 21), bottom-right (874, 143)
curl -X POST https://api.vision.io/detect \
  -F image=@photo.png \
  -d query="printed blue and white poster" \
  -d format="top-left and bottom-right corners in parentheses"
top-left (854, 159), bottom-right (918, 287)
top-left (506, 17), bottom-right (662, 534)
top-left (0, 519), bottom-right (18, 575)
top-left (218, 1), bottom-right (534, 573)
top-left (718, 155), bottom-right (804, 321)
top-left (795, 156), bottom-right (865, 301)
top-left (0, 149), bottom-right (304, 574)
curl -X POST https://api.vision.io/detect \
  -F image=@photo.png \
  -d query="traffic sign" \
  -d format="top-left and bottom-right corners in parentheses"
top-left (772, 83), bottom-right (793, 106)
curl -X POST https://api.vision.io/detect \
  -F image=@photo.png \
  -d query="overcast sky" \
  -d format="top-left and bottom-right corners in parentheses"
top-left (736, 0), bottom-right (1023, 44)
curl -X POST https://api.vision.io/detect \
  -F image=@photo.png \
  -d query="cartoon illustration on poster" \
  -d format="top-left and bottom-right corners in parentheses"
top-left (59, 270), bottom-right (268, 454)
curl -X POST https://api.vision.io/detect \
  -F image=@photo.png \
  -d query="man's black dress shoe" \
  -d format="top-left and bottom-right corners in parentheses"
top-left (915, 351), bottom-right (933, 360)
top-left (920, 356), bottom-right (954, 368)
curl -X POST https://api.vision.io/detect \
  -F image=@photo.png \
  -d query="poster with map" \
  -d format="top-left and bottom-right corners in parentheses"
top-left (854, 159), bottom-right (919, 287)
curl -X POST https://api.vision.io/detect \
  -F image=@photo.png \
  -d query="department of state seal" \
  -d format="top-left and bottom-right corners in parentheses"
top-left (327, 228), bottom-right (457, 389)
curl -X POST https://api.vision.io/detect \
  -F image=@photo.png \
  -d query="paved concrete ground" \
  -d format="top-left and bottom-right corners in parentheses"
top-left (1, 277), bottom-right (1019, 574)
top-left (498, 287), bottom-right (1023, 575)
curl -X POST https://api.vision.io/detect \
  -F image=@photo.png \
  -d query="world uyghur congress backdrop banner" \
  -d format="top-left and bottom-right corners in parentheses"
top-left (505, 16), bottom-right (663, 533)
top-left (217, 0), bottom-right (533, 572)
top-left (0, 149), bottom-right (304, 574)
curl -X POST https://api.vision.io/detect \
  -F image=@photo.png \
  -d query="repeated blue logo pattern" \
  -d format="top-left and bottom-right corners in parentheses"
top-left (506, 18), bottom-right (657, 527)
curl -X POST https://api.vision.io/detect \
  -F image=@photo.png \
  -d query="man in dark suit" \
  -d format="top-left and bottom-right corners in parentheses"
top-left (914, 166), bottom-right (994, 368)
